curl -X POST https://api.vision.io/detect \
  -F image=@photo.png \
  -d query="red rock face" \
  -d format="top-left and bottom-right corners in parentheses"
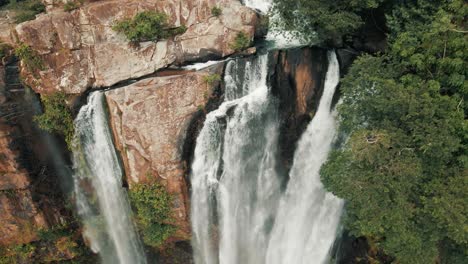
top-left (105, 64), bottom-right (224, 240)
top-left (8, 0), bottom-right (259, 95)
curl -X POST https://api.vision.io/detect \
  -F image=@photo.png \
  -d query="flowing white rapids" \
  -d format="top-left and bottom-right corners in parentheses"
top-left (191, 54), bottom-right (282, 264)
top-left (72, 92), bottom-right (147, 264)
top-left (266, 51), bottom-right (343, 264)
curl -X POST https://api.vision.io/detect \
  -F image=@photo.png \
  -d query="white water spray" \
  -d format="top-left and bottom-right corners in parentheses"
top-left (72, 92), bottom-right (147, 264)
top-left (266, 51), bottom-right (343, 264)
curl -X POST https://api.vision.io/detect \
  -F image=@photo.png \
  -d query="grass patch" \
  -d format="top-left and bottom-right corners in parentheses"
top-left (129, 182), bottom-right (175, 248)
top-left (14, 43), bottom-right (44, 72)
top-left (211, 6), bottom-right (222, 17)
top-left (230, 31), bottom-right (251, 51)
top-left (2, 0), bottom-right (46, 23)
top-left (113, 11), bottom-right (187, 42)
top-left (34, 92), bottom-right (75, 149)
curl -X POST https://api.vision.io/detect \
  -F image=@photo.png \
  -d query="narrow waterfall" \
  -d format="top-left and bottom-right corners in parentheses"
top-left (191, 54), bottom-right (282, 264)
top-left (266, 51), bottom-right (343, 264)
top-left (72, 92), bottom-right (147, 264)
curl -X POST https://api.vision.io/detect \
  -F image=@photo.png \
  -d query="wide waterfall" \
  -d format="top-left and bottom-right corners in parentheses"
top-left (191, 54), bottom-right (282, 264)
top-left (266, 52), bottom-right (343, 264)
top-left (191, 51), bottom-right (342, 264)
top-left (72, 92), bottom-right (147, 264)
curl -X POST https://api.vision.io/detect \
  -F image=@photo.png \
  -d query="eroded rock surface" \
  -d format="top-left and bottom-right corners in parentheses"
top-left (105, 64), bottom-right (224, 240)
top-left (269, 47), bottom-right (329, 169)
top-left (6, 0), bottom-right (259, 94)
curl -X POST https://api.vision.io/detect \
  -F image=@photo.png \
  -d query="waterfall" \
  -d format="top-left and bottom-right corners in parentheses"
top-left (191, 54), bottom-right (282, 264)
top-left (72, 92), bottom-right (147, 264)
top-left (266, 51), bottom-right (343, 264)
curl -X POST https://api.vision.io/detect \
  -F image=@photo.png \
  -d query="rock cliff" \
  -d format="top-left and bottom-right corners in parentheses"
top-left (105, 64), bottom-right (224, 240)
top-left (3, 0), bottom-right (260, 95)
top-left (0, 58), bottom-right (64, 246)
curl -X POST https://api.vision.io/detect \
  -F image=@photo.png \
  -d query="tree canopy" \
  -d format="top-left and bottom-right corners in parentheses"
top-left (272, 0), bottom-right (467, 263)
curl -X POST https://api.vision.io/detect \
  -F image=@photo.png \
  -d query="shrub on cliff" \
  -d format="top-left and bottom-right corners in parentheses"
top-left (211, 6), bottom-right (222, 17)
top-left (129, 182), bottom-right (175, 248)
top-left (203, 73), bottom-right (221, 85)
top-left (14, 43), bottom-right (44, 73)
top-left (113, 11), bottom-right (187, 42)
top-left (230, 31), bottom-right (251, 51)
top-left (34, 92), bottom-right (75, 149)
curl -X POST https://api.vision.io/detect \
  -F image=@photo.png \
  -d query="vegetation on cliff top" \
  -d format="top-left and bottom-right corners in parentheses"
top-left (274, 0), bottom-right (467, 263)
top-left (34, 92), bottom-right (75, 149)
top-left (113, 11), bottom-right (187, 42)
top-left (0, 0), bottom-right (46, 23)
top-left (129, 181), bottom-right (176, 248)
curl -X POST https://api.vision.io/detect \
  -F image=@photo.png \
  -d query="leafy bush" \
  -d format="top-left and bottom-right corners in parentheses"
top-left (129, 182), bottom-right (175, 247)
top-left (211, 6), bottom-right (222, 17)
top-left (113, 11), bottom-right (186, 42)
top-left (14, 43), bottom-right (44, 72)
top-left (203, 73), bottom-right (221, 85)
top-left (230, 31), bottom-right (251, 51)
top-left (34, 92), bottom-right (75, 148)
top-left (4, 0), bottom-right (46, 23)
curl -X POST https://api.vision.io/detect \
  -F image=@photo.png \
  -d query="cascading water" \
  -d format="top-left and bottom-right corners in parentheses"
top-left (191, 50), bottom-right (342, 264)
top-left (191, 54), bottom-right (282, 264)
top-left (72, 92), bottom-right (147, 264)
top-left (266, 51), bottom-right (343, 264)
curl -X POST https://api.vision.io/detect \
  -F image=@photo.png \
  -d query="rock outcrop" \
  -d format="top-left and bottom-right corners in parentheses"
top-left (105, 63), bottom-right (224, 240)
top-left (4, 0), bottom-right (260, 95)
top-left (269, 47), bottom-right (329, 169)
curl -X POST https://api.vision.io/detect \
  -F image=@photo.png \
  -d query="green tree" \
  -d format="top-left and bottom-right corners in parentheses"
top-left (320, 0), bottom-right (467, 263)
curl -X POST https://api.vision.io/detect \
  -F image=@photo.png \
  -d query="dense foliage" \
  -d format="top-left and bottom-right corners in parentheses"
top-left (1, 0), bottom-right (46, 23)
top-left (310, 0), bottom-right (467, 263)
top-left (272, 0), bottom-right (385, 42)
top-left (34, 92), bottom-right (75, 149)
top-left (113, 11), bottom-right (187, 42)
top-left (129, 182), bottom-right (175, 248)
